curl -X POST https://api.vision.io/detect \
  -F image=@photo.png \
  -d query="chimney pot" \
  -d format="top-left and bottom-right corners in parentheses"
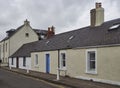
top-left (96, 2), bottom-right (102, 8)
top-left (24, 19), bottom-right (30, 25)
top-left (46, 26), bottom-right (55, 39)
top-left (51, 26), bottom-right (55, 32)
top-left (48, 27), bottom-right (51, 32)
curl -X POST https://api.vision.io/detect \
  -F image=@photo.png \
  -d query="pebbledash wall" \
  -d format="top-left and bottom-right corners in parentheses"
top-left (30, 46), bottom-right (120, 85)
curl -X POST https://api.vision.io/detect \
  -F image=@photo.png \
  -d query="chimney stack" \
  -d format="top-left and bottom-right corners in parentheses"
top-left (46, 26), bottom-right (55, 39)
top-left (24, 19), bottom-right (30, 25)
top-left (90, 2), bottom-right (104, 27)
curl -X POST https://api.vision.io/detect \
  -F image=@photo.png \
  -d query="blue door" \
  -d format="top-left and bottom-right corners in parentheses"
top-left (46, 54), bottom-right (50, 73)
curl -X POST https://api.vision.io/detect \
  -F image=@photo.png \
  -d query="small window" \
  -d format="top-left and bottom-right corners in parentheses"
top-left (86, 50), bottom-right (97, 74)
top-left (11, 58), bottom-right (14, 65)
top-left (67, 36), bottom-right (74, 43)
top-left (6, 43), bottom-right (7, 52)
top-left (46, 41), bottom-right (50, 45)
top-left (23, 57), bottom-right (26, 67)
top-left (3, 44), bottom-right (4, 52)
top-left (69, 36), bottom-right (74, 40)
top-left (60, 53), bottom-right (66, 68)
top-left (108, 23), bottom-right (120, 31)
top-left (25, 33), bottom-right (29, 37)
top-left (46, 41), bottom-right (49, 44)
top-left (35, 54), bottom-right (38, 65)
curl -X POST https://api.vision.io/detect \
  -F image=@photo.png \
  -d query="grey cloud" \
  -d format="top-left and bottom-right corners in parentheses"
top-left (0, 0), bottom-right (120, 40)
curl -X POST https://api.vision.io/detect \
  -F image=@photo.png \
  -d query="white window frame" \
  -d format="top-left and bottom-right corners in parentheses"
top-left (23, 57), bottom-right (26, 67)
top-left (11, 58), bottom-right (14, 65)
top-left (34, 54), bottom-right (38, 66)
top-left (86, 49), bottom-right (97, 74)
top-left (60, 51), bottom-right (66, 70)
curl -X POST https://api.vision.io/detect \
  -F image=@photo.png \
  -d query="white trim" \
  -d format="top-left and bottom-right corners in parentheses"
top-left (75, 76), bottom-right (120, 86)
top-left (59, 51), bottom-right (67, 70)
top-left (86, 49), bottom-right (97, 74)
top-left (44, 52), bottom-right (50, 55)
top-left (34, 54), bottom-right (39, 66)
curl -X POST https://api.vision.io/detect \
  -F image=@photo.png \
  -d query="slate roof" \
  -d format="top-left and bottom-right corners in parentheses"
top-left (10, 18), bottom-right (120, 57)
top-left (34, 29), bottom-right (48, 35)
top-left (0, 25), bottom-right (24, 42)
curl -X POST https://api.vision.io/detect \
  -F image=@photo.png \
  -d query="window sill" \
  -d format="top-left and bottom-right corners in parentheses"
top-left (86, 70), bottom-right (97, 75)
top-left (59, 67), bottom-right (67, 71)
top-left (34, 65), bottom-right (39, 68)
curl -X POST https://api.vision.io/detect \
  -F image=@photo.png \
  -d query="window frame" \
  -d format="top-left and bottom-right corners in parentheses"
top-left (23, 57), bottom-right (26, 67)
top-left (11, 58), bottom-right (14, 65)
top-left (34, 54), bottom-right (38, 66)
top-left (6, 43), bottom-right (7, 52)
top-left (86, 49), bottom-right (97, 74)
top-left (60, 51), bottom-right (66, 70)
top-left (25, 33), bottom-right (29, 37)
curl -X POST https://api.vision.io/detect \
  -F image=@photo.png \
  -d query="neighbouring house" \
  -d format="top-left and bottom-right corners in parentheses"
top-left (9, 3), bottom-right (120, 86)
top-left (0, 19), bottom-right (48, 66)
top-left (8, 26), bottom-right (55, 70)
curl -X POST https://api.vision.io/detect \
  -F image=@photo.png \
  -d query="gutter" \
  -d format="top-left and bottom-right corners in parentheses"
top-left (73, 44), bottom-right (120, 50)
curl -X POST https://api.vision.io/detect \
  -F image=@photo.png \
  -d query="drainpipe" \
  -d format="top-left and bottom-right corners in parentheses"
top-left (57, 49), bottom-right (60, 80)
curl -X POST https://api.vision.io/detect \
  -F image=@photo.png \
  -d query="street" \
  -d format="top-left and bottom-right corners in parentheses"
top-left (0, 69), bottom-right (66, 88)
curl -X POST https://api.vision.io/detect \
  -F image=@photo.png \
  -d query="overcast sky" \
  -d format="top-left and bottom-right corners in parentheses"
top-left (0, 0), bottom-right (120, 40)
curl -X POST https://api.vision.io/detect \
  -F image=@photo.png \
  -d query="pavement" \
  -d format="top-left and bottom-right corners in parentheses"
top-left (1, 67), bottom-right (120, 88)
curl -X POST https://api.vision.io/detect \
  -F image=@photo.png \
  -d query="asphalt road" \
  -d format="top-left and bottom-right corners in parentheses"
top-left (0, 69), bottom-right (66, 88)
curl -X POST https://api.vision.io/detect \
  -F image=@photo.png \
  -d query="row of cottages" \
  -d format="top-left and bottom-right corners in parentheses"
top-left (9, 3), bottom-right (120, 85)
top-left (0, 19), bottom-right (48, 66)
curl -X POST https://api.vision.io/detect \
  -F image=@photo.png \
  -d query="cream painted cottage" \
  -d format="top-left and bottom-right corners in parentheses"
top-left (9, 3), bottom-right (120, 86)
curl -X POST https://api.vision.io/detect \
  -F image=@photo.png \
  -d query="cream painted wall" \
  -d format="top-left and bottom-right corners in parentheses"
top-left (30, 46), bottom-right (120, 84)
top-left (31, 51), bottom-right (58, 74)
top-left (0, 40), bottom-right (9, 63)
top-left (66, 47), bottom-right (120, 83)
top-left (0, 42), bottom-right (4, 62)
top-left (0, 23), bottom-right (39, 65)
top-left (4, 40), bottom-right (9, 63)
top-left (9, 24), bottom-right (38, 56)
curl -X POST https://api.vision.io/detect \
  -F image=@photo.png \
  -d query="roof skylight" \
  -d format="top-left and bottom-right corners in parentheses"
top-left (109, 24), bottom-right (120, 30)
top-left (46, 41), bottom-right (49, 44)
top-left (69, 36), bottom-right (74, 40)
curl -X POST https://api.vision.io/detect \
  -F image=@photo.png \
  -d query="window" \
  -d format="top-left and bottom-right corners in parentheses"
top-left (108, 23), bottom-right (120, 31)
top-left (6, 43), bottom-right (7, 52)
top-left (25, 33), bottom-right (29, 37)
top-left (23, 57), bottom-right (26, 67)
top-left (11, 58), bottom-right (14, 65)
top-left (3, 44), bottom-right (4, 53)
top-left (86, 50), bottom-right (97, 74)
top-left (35, 54), bottom-right (38, 65)
top-left (60, 53), bottom-right (66, 68)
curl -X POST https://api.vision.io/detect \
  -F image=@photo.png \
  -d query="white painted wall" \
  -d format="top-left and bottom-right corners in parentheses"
top-left (19, 57), bottom-right (31, 70)
top-left (9, 58), bottom-right (16, 68)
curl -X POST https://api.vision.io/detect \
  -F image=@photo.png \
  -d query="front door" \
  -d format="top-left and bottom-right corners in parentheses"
top-left (16, 57), bottom-right (19, 68)
top-left (46, 54), bottom-right (50, 73)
